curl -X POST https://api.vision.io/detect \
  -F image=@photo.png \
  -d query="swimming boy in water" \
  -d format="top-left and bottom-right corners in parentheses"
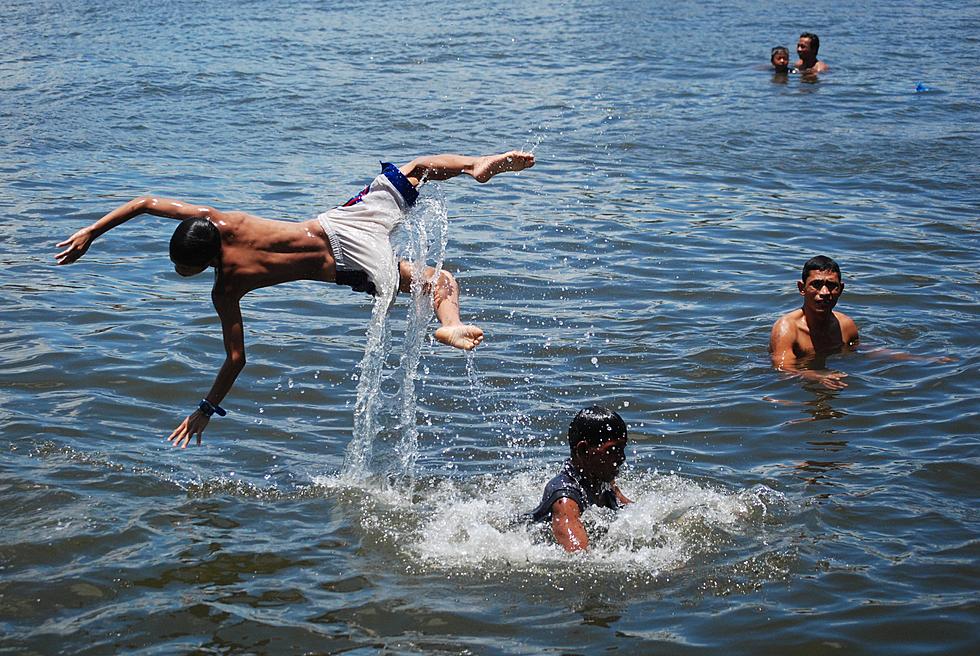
top-left (528, 406), bottom-right (632, 552)
top-left (769, 255), bottom-right (858, 390)
top-left (56, 150), bottom-right (535, 448)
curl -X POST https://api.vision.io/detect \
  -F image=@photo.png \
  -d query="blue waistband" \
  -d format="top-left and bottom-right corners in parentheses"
top-left (380, 161), bottom-right (418, 207)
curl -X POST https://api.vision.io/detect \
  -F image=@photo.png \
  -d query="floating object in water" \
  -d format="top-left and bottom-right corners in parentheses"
top-left (914, 82), bottom-right (932, 93)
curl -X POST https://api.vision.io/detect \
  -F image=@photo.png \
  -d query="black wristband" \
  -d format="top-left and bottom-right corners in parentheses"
top-left (199, 399), bottom-right (227, 417)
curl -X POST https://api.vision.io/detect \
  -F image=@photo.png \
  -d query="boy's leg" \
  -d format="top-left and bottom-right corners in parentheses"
top-left (399, 151), bottom-right (534, 186)
top-left (399, 261), bottom-right (483, 350)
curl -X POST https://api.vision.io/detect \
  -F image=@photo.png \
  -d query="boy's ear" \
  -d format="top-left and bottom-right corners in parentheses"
top-left (573, 440), bottom-right (590, 458)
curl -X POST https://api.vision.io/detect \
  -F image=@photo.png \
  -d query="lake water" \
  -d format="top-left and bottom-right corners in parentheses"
top-left (2, 0), bottom-right (978, 654)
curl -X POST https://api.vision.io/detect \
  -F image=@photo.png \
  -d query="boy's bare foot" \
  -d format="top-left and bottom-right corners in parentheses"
top-left (471, 151), bottom-right (535, 183)
top-left (434, 324), bottom-right (484, 350)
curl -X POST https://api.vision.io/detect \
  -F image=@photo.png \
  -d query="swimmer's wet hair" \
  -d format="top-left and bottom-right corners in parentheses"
top-left (568, 405), bottom-right (628, 449)
top-left (170, 217), bottom-right (221, 268)
top-left (802, 255), bottom-right (840, 282)
top-left (800, 32), bottom-right (820, 55)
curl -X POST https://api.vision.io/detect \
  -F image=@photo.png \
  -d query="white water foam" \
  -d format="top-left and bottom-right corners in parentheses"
top-left (315, 466), bottom-right (790, 576)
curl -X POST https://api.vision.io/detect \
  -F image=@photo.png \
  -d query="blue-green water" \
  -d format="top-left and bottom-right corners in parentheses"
top-left (2, 1), bottom-right (978, 654)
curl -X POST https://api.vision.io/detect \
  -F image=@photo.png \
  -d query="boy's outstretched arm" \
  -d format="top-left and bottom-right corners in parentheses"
top-left (56, 197), bottom-right (220, 265)
top-left (167, 293), bottom-right (246, 448)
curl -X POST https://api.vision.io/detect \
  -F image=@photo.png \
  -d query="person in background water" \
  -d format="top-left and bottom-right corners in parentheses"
top-left (770, 46), bottom-right (794, 74)
top-left (56, 150), bottom-right (535, 448)
top-left (796, 32), bottom-right (829, 73)
top-left (770, 255), bottom-right (858, 389)
top-left (528, 406), bottom-right (632, 552)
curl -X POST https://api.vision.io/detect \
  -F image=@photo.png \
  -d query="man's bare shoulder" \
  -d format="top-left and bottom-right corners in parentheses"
top-left (771, 308), bottom-right (804, 334)
top-left (833, 310), bottom-right (859, 341)
top-left (770, 308), bottom-right (803, 357)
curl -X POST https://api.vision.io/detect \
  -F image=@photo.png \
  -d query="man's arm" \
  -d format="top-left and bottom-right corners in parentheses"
top-left (551, 497), bottom-right (589, 552)
top-left (838, 315), bottom-right (951, 363)
top-left (839, 314), bottom-right (859, 348)
top-left (860, 346), bottom-right (953, 364)
top-left (56, 197), bottom-right (221, 265)
top-left (167, 293), bottom-right (246, 448)
top-left (770, 317), bottom-right (849, 390)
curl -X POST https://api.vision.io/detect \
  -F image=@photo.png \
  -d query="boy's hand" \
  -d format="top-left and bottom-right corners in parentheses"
top-left (168, 411), bottom-right (210, 448)
top-left (55, 227), bottom-right (95, 265)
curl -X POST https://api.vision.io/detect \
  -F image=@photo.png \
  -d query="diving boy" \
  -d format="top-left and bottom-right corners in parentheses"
top-left (56, 151), bottom-right (535, 448)
top-left (528, 406), bottom-right (632, 552)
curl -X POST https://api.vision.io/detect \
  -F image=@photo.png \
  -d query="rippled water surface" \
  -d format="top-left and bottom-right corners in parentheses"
top-left (2, 1), bottom-right (978, 654)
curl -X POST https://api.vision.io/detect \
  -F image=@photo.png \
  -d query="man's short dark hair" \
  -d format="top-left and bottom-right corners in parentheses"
top-left (802, 255), bottom-right (840, 282)
top-left (800, 32), bottom-right (820, 55)
top-left (170, 217), bottom-right (220, 267)
top-left (568, 406), bottom-right (628, 449)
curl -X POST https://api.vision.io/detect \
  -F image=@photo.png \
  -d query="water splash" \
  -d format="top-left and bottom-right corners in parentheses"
top-left (392, 190), bottom-right (449, 479)
top-left (315, 467), bottom-right (792, 580)
top-left (522, 108), bottom-right (566, 155)
top-left (339, 186), bottom-right (449, 486)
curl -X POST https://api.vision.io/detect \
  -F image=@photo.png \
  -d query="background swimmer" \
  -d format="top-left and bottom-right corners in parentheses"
top-left (770, 46), bottom-right (794, 74)
top-left (796, 32), bottom-right (829, 73)
top-left (770, 255), bottom-right (857, 389)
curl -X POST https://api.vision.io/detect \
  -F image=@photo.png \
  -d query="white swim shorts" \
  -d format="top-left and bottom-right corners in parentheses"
top-left (317, 162), bottom-right (419, 299)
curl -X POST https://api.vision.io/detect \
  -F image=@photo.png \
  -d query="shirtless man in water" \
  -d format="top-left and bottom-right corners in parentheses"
top-left (795, 32), bottom-right (829, 74)
top-left (769, 255), bottom-right (858, 390)
top-left (56, 150), bottom-right (535, 447)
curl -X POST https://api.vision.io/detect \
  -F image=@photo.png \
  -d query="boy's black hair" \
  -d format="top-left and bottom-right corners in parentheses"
top-left (800, 32), bottom-right (820, 55)
top-left (771, 45), bottom-right (789, 59)
top-left (567, 405), bottom-right (628, 449)
top-left (802, 255), bottom-right (841, 282)
top-left (169, 217), bottom-right (221, 267)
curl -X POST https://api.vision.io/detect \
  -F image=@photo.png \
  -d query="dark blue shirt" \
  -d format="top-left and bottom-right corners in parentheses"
top-left (529, 459), bottom-right (621, 522)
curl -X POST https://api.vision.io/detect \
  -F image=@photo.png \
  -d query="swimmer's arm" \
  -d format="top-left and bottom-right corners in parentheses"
top-left (613, 483), bottom-right (632, 506)
top-left (769, 317), bottom-right (802, 369)
top-left (774, 361), bottom-right (850, 390)
top-left (839, 315), bottom-right (859, 349)
top-left (842, 314), bottom-right (950, 362)
top-left (56, 196), bottom-right (223, 265)
top-left (167, 294), bottom-right (246, 448)
top-left (769, 320), bottom-right (848, 390)
top-left (551, 497), bottom-right (589, 553)
top-left (858, 345), bottom-right (954, 364)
